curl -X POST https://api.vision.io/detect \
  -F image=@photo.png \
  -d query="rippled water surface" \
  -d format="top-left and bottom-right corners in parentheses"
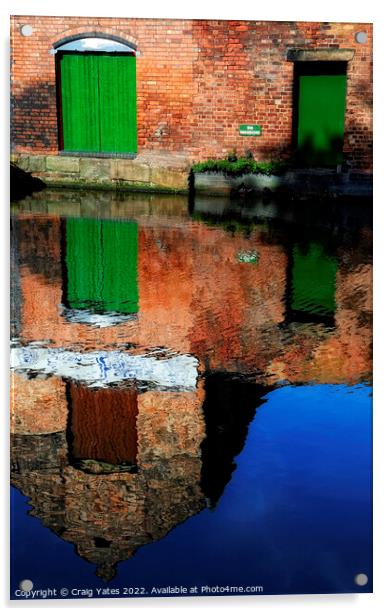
top-left (10, 190), bottom-right (372, 598)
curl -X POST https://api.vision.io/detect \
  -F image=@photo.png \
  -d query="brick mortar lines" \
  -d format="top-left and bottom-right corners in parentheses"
top-left (10, 17), bottom-right (372, 172)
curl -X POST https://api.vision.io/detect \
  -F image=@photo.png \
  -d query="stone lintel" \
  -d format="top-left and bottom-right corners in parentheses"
top-left (287, 48), bottom-right (355, 62)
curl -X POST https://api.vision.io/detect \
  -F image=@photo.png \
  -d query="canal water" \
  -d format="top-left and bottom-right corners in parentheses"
top-left (10, 189), bottom-right (372, 598)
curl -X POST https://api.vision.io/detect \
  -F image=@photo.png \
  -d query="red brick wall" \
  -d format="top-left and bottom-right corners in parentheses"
top-left (10, 16), bottom-right (372, 171)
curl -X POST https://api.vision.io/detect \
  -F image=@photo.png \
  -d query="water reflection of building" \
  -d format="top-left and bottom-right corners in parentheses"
top-left (63, 218), bottom-right (139, 315)
top-left (11, 377), bottom-right (207, 581)
top-left (10, 192), bottom-right (372, 579)
top-left (11, 372), bottom-right (272, 579)
top-left (200, 374), bottom-right (273, 507)
top-left (13, 210), bottom-right (286, 371)
top-left (12, 195), bottom-right (372, 383)
top-left (68, 383), bottom-right (139, 470)
top-left (268, 234), bottom-right (372, 384)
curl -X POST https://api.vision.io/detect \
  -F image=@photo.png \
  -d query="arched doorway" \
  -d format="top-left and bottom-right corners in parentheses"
top-left (54, 36), bottom-right (137, 155)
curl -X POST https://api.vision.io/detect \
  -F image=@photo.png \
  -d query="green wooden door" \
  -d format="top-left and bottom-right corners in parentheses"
top-left (60, 53), bottom-right (137, 153)
top-left (297, 74), bottom-right (347, 166)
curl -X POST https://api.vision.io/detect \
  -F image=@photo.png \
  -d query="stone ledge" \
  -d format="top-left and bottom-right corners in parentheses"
top-left (10, 153), bottom-right (191, 194)
top-left (28, 155), bottom-right (46, 173)
top-left (150, 167), bottom-right (188, 190)
top-left (113, 159), bottom-right (151, 183)
top-left (46, 156), bottom-right (80, 173)
top-left (136, 151), bottom-right (191, 171)
top-left (79, 158), bottom-right (111, 181)
top-left (286, 48), bottom-right (355, 62)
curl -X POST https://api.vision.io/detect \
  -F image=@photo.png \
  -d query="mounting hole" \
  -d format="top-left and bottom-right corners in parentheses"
top-left (354, 573), bottom-right (369, 586)
top-left (19, 579), bottom-right (34, 592)
top-left (355, 31), bottom-right (368, 44)
top-left (20, 25), bottom-right (33, 37)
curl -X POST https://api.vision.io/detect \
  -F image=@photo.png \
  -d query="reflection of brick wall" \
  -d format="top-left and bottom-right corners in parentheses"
top-left (137, 384), bottom-right (206, 464)
top-left (267, 261), bottom-right (372, 384)
top-left (11, 373), bottom-right (67, 434)
top-left (11, 385), bottom-right (206, 581)
top-left (311, 263), bottom-right (372, 382)
top-left (15, 213), bottom-right (372, 383)
top-left (187, 227), bottom-right (287, 374)
top-left (17, 216), bottom-right (287, 375)
top-left (11, 16), bottom-right (372, 171)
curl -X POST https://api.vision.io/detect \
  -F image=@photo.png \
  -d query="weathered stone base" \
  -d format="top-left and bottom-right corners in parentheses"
top-left (11, 153), bottom-right (373, 199)
top-left (194, 169), bottom-right (373, 199)
top-left (10, 152), bottom-right (191, 194)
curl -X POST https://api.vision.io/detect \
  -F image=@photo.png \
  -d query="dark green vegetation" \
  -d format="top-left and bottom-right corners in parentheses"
top-left (192, 157), bottom-right (289, 177)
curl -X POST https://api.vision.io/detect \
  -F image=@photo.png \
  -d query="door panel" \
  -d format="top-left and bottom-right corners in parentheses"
top-left (60, 54), bottom-right (101, 152)
top-left (98, 55), bottom-right (137, 153)
top-left (297, 73), bottom-right (347, 166)
top-left (59, 53), bottom-right (137, 154)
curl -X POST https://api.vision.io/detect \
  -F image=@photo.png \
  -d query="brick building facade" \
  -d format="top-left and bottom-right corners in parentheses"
top-left (11, 16), bottom-right (372, 177)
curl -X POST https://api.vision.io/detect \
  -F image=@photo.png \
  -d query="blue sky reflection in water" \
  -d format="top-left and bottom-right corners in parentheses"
top-left (11, 382), bottom-right (372, 596)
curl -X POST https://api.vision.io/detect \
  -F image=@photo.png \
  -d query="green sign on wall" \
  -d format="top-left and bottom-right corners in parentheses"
top-left (239, 124), bottom-right (262, 136)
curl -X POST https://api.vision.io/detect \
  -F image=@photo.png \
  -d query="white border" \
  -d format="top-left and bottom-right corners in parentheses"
top-left (2, 1), bottom-right (388, 615)
top-left (2, 0), bottom-right (378, 21)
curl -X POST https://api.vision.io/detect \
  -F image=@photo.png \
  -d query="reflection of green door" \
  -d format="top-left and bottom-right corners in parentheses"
top-left (297, 72), bottom-right (347, 166)
top-left (65, 218), bottom-right (139, 314)
top-left (59, 53), bottom-right (137, 153)
top-left (291, 243), bottom-right (337, 319)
